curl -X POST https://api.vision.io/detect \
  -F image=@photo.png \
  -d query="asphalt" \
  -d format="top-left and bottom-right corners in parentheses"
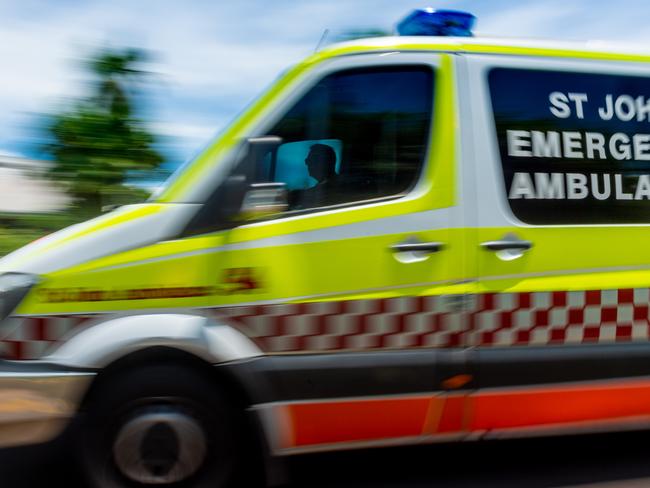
top-left (4, 430), bottom-right (650, 487)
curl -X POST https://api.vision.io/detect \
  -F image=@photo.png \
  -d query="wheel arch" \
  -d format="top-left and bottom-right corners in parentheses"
top-left (46, 312), bottom-right (262, 369)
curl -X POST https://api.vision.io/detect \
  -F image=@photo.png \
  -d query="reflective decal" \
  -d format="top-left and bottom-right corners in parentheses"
top-left (220, 267), bottom-right (263, 294)
top-left (6, 287), bottom-right (650, 360)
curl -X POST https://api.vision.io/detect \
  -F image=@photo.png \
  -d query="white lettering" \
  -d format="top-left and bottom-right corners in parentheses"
top-left (566, 173), bottom-right (588, 199)
top-left (505, 131), bottom-right (650, 162)
top-left (535, 173), bottom-right (565, 199)
top-left (610, 133), bottom-right (632, 160)
top-left (635, 175), bottom-right (650, 200)
top-left (615, 95), bottom-right (636, 121)
top-left (531, 131), bottom-right (561, 158)
top-left (509, 172), bottom-right (536, 199)
top-left (549, 92), bottom-right (571, 118)
top-left (507, 130), bottom-right (532, 157)
top-left (637, 96), bottom-right (650, 122)
top-left (615, 174), bottom-right (633, 200)
top-left (598, 94), bottom-right (614, 120)
top-left (585, 132), bottom-right (606, 159)
top-left (563, 131), bottom-right (584, 158)
top-left (591, 173), bottom-right (611, 200)
top-left (504, 172), bottom-right (650, 202)
top-left (568, 93), bottom-right (588, 119)
top-left (634, 134), bottom-right (650, 161)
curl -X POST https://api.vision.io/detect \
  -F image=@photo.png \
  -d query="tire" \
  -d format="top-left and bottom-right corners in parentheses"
top-left (78, 363), bottom-right (248, 488)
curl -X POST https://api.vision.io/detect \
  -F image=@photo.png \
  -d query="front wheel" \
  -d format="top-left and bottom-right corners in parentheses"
top-left (78, 363), bottom-right (247, 488)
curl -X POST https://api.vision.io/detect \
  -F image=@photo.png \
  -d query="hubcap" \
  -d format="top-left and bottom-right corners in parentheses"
top-left (113, 408), bottom-right (208, 484)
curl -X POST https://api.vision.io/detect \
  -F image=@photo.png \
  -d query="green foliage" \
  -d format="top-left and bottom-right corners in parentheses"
top-left (45, 48), bottom-right (164, 214)
top-left (0, 212), bottom-right (83, 257)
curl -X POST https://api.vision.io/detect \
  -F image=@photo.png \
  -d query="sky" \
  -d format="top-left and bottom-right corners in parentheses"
top-left (3, 0), bottom-right (650, 169)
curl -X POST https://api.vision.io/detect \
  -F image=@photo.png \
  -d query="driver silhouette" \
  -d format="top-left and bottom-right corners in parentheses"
top-left (292, 144), bottom-right (342, 209)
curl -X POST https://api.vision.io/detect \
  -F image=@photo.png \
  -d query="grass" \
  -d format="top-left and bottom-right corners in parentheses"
top-left (0, 212), bottom-right (85, 258)
top-left (0, 188), bottom-right (151, 258)
top-left (0, 227), bottom-right (47, 257)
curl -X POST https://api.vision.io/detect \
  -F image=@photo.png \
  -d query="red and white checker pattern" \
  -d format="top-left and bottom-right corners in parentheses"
top-left (3, 288), bottom-right (650, 359)
top-left (214, 296), bottom-right (465, 352)
top-left (215, 288), bottom-right (650, 352)
top-left (467, 289), bottom-right (650, 347)
top-left (0, 315), bottom-right (92, 360)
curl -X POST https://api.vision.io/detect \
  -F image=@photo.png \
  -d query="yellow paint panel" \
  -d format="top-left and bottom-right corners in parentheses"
top-left (60, 233), bottom-right (224, 275)
top-left (20, 227), bottom-right (468, 315)
top-left (477, 226), bottom-right (650, 294)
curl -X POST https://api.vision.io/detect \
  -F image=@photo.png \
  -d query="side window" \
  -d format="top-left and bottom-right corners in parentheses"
top-left (489, 67), bottom-right (650, 224)
top-left (265, 66), bottom-right (434, 211)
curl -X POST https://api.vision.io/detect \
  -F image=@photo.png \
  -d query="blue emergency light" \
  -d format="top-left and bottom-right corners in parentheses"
top-left (396, 8), bottom-right (476, 37)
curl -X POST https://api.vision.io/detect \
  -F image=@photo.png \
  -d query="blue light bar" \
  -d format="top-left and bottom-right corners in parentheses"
top-left (396, 8), bottom-right (476, 37)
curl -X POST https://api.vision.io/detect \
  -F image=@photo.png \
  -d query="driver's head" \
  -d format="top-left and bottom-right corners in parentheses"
top-left (305, 144), bottom-right (337, 182)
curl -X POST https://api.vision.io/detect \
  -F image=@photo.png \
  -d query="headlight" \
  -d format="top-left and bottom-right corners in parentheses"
top-left (0, 273), bottom-right (39, 322)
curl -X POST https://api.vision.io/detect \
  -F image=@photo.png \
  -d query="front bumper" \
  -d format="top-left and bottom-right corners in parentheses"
top-left (0, 361), bottom-right (95, 448)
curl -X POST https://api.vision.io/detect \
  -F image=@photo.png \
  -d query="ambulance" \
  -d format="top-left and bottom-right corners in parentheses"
top-left (4, 7), bottom-right (650, 487)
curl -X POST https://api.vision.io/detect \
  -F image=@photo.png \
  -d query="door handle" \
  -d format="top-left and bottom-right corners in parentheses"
top-left (480, 240), bottom-right (533, 252)
top-left (390, 242), bottom-right (444, 254)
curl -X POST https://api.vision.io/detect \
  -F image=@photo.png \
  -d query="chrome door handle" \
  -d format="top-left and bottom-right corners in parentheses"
top-left (481, 240), bottom-right (533, 251)
top-left (390, 242), bottom-right (444, 254)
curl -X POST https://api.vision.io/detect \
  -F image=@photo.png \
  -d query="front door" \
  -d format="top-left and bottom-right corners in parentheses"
top-left (190, 53), bottom-right (473, 452)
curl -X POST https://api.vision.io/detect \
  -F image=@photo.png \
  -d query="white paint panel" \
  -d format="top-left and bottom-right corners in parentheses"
top-left (0, 204), bottom-right (200, 275)
top-left (47, 313), bottom-right (262, 368)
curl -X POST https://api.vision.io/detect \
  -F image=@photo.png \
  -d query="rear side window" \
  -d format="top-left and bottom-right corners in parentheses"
top-left (489, 68), bottom-right (650, 224)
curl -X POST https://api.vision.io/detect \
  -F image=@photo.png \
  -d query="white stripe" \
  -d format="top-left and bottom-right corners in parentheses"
top-left (89, 207), bottom-right (456, 272)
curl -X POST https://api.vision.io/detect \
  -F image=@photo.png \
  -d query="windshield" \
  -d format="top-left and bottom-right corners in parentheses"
top-left (151, 66), bottom-right (296, 203)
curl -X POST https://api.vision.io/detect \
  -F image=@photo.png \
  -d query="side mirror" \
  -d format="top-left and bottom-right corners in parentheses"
top-left (240, 136), bottom-right (283, 180)
top-left (239, 182), bottom-right (288, 220)
top-left (182, 136), bottom-right (285, 236)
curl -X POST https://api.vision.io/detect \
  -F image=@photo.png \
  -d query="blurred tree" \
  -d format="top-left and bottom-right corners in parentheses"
top-left (45, 48), bottom-right (163, 214)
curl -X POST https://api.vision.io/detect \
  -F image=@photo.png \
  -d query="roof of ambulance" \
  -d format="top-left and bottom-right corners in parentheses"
top-left (317, 35), bottom-right (650, 62)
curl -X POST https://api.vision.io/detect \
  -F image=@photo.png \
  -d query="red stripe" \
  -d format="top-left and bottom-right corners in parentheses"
top-left (437, 395), bottom-right (465, 433)
top-left (285, 396), bottom-right (432, 447)
top-left (278, 380), bottom-right (650, 450)
top-left (470, 380), bottom-right (650, 431)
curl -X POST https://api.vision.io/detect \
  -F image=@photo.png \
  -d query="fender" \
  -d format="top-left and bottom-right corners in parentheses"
top-left (46, 313), bottom-right (262, 369)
